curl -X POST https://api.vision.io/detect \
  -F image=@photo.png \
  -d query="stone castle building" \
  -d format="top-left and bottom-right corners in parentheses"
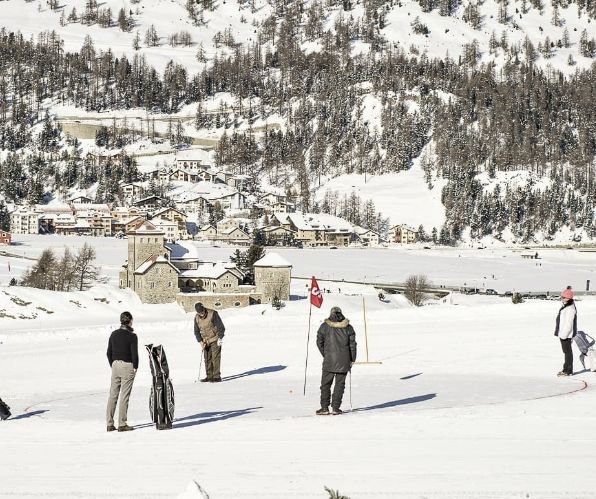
top-left (119, 221), bottom-right (292, 310)
top-left (119, 221), bottom-right (179, 304)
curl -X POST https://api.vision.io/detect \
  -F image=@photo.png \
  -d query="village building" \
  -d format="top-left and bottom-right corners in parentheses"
top-left (262, 225), bottom-right (297, 246)
top-left (197, 224), bottom-right (218, 240)
top-left (134, 196), bottom-right (164, 212)
top-left (10, 207), bottom-right (40, 235)
top-left (0, 230), bottom-right (12, 245)
top-left (282, 212), bottom-right (356, 247)
top-left (151, 207), bottom-right (188, 240)
top-left (356, 228), bottom-right (383, 246)
top-left (121, 183), bottom-right (144, 201)
top-left (69, 195), bottom-right (93, 204)
top-left (390, 224), bottom-right (418, 244)
top-left (219, 227), bottom-right (251, 245)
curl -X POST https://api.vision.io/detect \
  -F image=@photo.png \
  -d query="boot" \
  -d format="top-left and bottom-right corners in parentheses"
top-left (106, 425), bottom-right (116, 432)
top-left (331, 408), bottom-right (343, 415)
top-left (118, 425), bottom-right (135, 432)
top-left (200, 377), bottom-right (211, 382)
top-left (316, 407), bottom-right (330, 415)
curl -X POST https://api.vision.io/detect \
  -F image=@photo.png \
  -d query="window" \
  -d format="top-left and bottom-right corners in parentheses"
top-left (234, 301), bottom-right (241, 307)
top-left (140, 237), bottom-right (143, 243)
top-left (214, 302), bottom-right (222, 307)
top-left (151, 282), bottom-right (155, 289)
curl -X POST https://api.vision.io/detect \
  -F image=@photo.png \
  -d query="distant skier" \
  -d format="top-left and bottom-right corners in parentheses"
top-left (316, 306), bottom-right (357, 415)
top-left (106, 311), bottom-right (139, 432)
top-left (194, 303), bottom-right (225, 382)
top-left (554, 287), bottom-right (577, 377)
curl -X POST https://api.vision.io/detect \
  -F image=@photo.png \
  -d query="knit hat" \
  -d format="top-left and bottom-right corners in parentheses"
top-left (120, 311), bottom-right (133, 325)
top-left (195, 302), bottom-right (206, 314)
top-left (561, 286), bottom-right (574, 300)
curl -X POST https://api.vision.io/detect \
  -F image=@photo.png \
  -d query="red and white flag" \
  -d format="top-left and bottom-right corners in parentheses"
top-left (310, 276), bottom-right (323, 308)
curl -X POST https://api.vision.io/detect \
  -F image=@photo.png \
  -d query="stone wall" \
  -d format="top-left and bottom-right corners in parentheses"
top-left (135, 263), bottom-right (178, 303)
top-left (176, 292), bottom-right (262, 312)
top-left (254, 267), bottom-right (291, 303)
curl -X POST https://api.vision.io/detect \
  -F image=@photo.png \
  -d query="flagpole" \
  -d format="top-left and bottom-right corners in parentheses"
top-left (303, 299), bottom-right (313, 396)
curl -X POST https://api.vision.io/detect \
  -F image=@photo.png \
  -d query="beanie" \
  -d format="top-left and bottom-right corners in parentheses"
top-left (561, 286), bottom-right (574, 300)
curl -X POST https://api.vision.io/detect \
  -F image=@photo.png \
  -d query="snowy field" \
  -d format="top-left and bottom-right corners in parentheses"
top-left (1, 236), bottom-right (596, 497)
top-left (1, 279), bottom-right (596, 498)
top-left (2, 234), bottom-right (596, 293)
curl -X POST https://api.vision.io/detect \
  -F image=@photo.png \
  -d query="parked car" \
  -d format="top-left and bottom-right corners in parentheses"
top-left (485, 289), bottom-right (498, 295)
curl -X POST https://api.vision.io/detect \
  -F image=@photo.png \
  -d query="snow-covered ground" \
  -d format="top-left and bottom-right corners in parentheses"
top-left (2, 235), bottom-right (596, 293)
top-left (1, 277), bottom-right (596, 498)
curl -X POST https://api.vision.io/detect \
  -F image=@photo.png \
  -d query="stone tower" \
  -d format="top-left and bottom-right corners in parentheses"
top-left (254, 253), bottom-right (292, 303)
top-left (127, 221), bottom-right (167, 272)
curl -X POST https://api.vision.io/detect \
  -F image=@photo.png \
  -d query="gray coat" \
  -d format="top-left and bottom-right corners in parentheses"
top-left (316, 316), bottom-right (357, 373)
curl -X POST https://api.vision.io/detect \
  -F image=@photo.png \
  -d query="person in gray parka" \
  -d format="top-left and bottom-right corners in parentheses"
top-left (316, 306), bottom-right (357, 415)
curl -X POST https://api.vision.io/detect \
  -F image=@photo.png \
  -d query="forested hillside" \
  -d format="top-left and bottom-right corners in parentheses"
top-left (0, 0), bottom-right (595, 242)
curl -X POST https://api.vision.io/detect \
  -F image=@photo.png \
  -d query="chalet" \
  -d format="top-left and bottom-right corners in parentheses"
top-left (134, 196), bottom-right (164, 212)
top-left (356, 228), bottom-right (382, 246)
top-left (197, 224), bottom-right (217, 240)
top-left (151, 207), bottom-right (188, 240)
top-left (390, 224), bottom-right (418, 244)
top-left (121, 183), bottom-right (144, 200)
top-left (69, 195), bottom-right (93, 204)
top-left (262, 225), bottom-right (297, 245)
top-left (219, 227), bottom-right (251, 245)
top-left (176, 194), bottom-right (211, 214)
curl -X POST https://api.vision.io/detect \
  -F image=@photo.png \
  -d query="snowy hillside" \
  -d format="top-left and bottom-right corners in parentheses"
top-left (1, 0), bottom-right (594, 73)
top-left (1, 0), bottom-right (595, 243)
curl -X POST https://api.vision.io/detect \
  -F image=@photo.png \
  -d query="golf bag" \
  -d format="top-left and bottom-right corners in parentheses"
top-left (0, 397), bottom-right (11, 420)
top-left (146, 344), bottom-right (175, 430)
top-left (573, 331), bottom-right (595, 369)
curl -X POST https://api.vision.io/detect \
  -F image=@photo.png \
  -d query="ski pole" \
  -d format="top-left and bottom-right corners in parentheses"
top-left (198, 344), bottom-right (204, 382)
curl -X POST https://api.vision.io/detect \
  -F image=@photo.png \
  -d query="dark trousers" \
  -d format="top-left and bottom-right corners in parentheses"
top-left (320, 371), bottom-right (347, 410)
top-left (560, 338), bottom-right (573, 374)
top-left (204, 343), bottom-right (222, 380)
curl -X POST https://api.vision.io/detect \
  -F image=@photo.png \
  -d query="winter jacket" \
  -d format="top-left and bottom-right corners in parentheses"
top-left (107, 325), bottom-right (139, 369)
top-left (316, 312), bottom-right (357, 373)
top-left (555, 300), bottom-right (577, 340)
top-left (194, 309), bottom-right (225, 345)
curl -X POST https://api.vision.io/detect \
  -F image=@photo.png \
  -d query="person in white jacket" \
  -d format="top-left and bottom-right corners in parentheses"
top-left (554, 286), bottom-right (577, 376)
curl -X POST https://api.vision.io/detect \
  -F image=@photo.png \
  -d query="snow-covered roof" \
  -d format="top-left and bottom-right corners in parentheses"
top-left (134, 255), bottom-right (179, 275)
top-left (175, 149), bottom-right (211, 162)
top-left (221, 227), bottom-right (249, 236)
top-left (167, 241), bottom-right (200, 260)
top-left (253, 253), bottom-right (292, 268)
top-left (179, 262), bottom-right (243, 279)
top-left (288, 212), bottom-right (354, 232)
top-left (128, 220), bottom-right (164, 234)
top-left (153, 218), bottom-right (177, 228)
top-left (72, 203), bottom-right (111, 213)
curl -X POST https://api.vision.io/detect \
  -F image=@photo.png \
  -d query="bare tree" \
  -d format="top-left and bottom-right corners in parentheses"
top-left (73, 243), bottom-right (100, 291)
top-left (404, 274), bottom-right (431, 307)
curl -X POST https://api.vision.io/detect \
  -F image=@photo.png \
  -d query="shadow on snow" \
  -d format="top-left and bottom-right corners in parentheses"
top-left (354, 393), bottom-right (436, 412)
top-left (172, 407), bottom-right (262, 429)
top-left (10, 409), bottom-right (49, 420)
top-left (222, 365), bottom-right (286, 382)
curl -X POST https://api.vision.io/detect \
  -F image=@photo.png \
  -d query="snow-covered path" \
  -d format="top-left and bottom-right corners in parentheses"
top-left (2, 289), bottom-right (596, 498)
